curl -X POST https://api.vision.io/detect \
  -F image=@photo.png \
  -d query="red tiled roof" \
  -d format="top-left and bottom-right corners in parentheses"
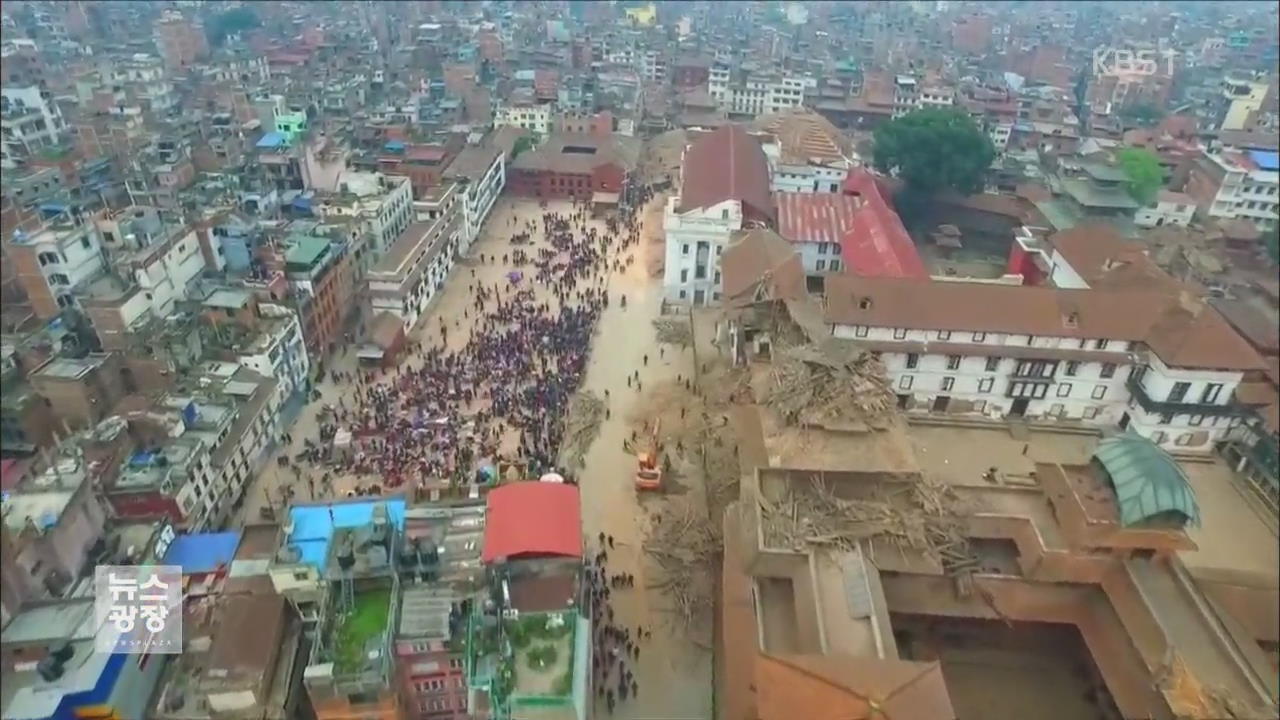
top-left (482, 482), bottom-right (582, 563)
top-left (840, 170), bottom-right (928, 279)
top-left (678, 125), bottom-right (774, 220)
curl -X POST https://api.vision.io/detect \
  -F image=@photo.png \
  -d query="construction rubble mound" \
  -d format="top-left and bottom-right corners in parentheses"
top-left (652, 317), bottom-right (694, 348)
top-left (761, 341), bottom-right (897, 431)
top-left (643, 498), bottom-right (717, 648)
top-left (558, 390), bottom-right (605, 470)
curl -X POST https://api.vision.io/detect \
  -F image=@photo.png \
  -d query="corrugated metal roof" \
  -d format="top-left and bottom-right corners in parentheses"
top-left (1093, 433), bottom-right (1200, 528)
top-left (775, 192), bottom-right (861, 246)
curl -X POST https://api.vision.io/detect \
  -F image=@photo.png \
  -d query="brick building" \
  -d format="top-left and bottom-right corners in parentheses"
top-left (282, 234), bottom-right (357, 357)
top-left (506, 133), bottom-right (640, 201)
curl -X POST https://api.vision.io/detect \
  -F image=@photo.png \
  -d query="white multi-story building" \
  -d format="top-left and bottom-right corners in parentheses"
top-left (1135, 190), bottom-right (1196, 228)
top-left (663, 125), bottom-right (775, 305)
top-left (443, 143), bottom-right (506, 254)
top-left (315, 172), bottom-right (413, 274)
top-left (918, 86), bottom-right (956, 108)
top-left (1186, 149), bottom-right (1279, 232)
top-left (232, 301), bottom-right (309, 434)
top-left (366, 213), bottom-right (459, 332)
top-left (1, 85), bottom-right (67, 164)
top-left (9, 210), bottom-right (108, 312)
top-left (774, 192), bottom-right (854, 274)
top-left (709, 63), bottom-right (809, 118)
top-left (495, 101), bottom-right (551, 135)
top-left (989, 121), bottom-right (1013, 152)
top-left (817, 227), bottom-right (1265, 453)
top-left (892, 75), bottom-right (920, 117)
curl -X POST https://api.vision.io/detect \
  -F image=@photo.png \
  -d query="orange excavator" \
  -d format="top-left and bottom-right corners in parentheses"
top-left (634, 418), bottom-right (663, 491)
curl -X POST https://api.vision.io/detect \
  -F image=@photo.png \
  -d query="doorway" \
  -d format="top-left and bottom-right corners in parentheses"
top-left (1009, 397), bottom-right (1030, 417)
top-left (932, 396), bottom-right (951, 413)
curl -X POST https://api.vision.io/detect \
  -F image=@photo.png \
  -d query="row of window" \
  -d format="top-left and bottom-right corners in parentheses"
top-left (899, 352), bottom-right (1117, 379)
top-left (876, 327), bottom-right (1119, 351)
top-left (897, 374), bottom-right (1111, 401)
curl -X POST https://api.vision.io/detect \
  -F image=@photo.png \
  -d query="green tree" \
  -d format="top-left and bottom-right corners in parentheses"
top-left (511, 135), bottom-right (536, 158)
top-left (1121, 102), bottom-right (1165, 128)
top-left (872, 108), bottom-right (996, 196)
top-left (207, 8), bottom-right (260, 47)
top-left (1117, 147), bottom-right (1163, 205)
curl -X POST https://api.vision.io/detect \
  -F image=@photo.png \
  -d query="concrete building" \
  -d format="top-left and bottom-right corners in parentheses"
top-left (755, 109), bottom-right (856, 194)
top-left (291, 498), bottom-right (407, 720)
top-left (1221, 74), bottom-right (1273, 131)
top-left (1, 86), bottom-right (68, 167)
top-left (1182, 148), bottom-right (1279, 233)
top-left (495, 100), bottom-right (551, 136)
top-left (663, 125), bottom-right (775, 305)
top-left (5, 209), bottom-right (107, 320)
top-left (314, 172), bottom-right (414, 273)
top-left (153, 10), bottom-right (207, 71)
top-left (1135, 190), bottom-right (1197, 228)
top-left (442, 143), bottom-right (505, 255)
top-left (283, 233), bottom-right (357, 359)
top-left (0, 440), bottom-right (108, 601)
top-left (367, 215), bottom-right (460, 334)
top-left (28, 353), bottom-right (130, 432)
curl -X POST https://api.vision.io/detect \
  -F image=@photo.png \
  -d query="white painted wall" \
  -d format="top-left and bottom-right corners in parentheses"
top-left (1135, 199), bottom-right (1195, 228)
top-left (662, 197), bottom-right (740, 304)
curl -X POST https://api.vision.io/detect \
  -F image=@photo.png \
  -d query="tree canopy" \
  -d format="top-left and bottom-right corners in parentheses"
top-left (1121, 102), bottom-right (1165, 128)
top-left (872, 108), bottom-right (995, 196)
top-left (1117, 147), bottom-right (1163, 205)
top-left (207, 8), bottom-right (260, 47)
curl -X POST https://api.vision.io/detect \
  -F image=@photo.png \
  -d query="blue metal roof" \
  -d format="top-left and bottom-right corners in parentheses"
top-left (256, 131), bottom-right (286, 149)
top-left (287, 498), bottom-right (406, 570)
top-left (1248, 150), bottom-right (1279, 172)
top-left (162, 531), bottom-right (242, 574)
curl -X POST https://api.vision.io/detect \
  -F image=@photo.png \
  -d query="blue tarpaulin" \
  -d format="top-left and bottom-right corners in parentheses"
top-left (162, 531), bottom-right (242, 574)
top-left (384, 140), bottom-right (406, 152)
top-left (1248, 150), bottom-right (1279, 172)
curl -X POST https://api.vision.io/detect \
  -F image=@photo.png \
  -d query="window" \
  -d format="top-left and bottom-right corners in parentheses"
top-left (721, 208), bottom-right (729, 220)
top-left (972, 332), bottom-right (986, 342)
top-left (937, 330), bottom-right (952, 340)
top-left (830, 259), bottom-right (840, 271)
top-left (855, 325), bottom-right (868, 338)
top-left (1168, 382), bottom-right (1190, 402)
top-left (680, 269), bottom-right (688, 282)
top-left (713, 270), bottom-right (721, 284)
top-left (905, 353), bottom-right (919, 369)
top-left (1091, 385), bottom-right (1107, 400)
top-left (978, 377), bottom-right (994, 393)
top-left (1159, 413), bottom-right (1174, 425)
top-left (818, 242), bottom-right (829, 254)
top-left (80, 237), bottom-right (91, 249)
top-left (899, 375), bottom-right (914, 390)
top-left (682, 243), bottom-right (689, 255)
top-left (1065, 361), bottom-right (1080, 376)
top-left (678, 289), bottom-right (687, 299)
top-left (1083, 407), bottom-right (1098, 420)
top-left (946, 355), bottom-right (961, 370)
top-left (985, 357), bottom-right (1000, 372)
top-left (1188, 414), bottom-right (1203, 427)
top-left (1100, 363), bottom-right (1116, 379)
top-left (893, 328), bottom-right (907, 340)
top-left (1095, 339), bottom-right (1109, 350)
top-left (941, 377), bottom-right (955, 391)
top-left (1200, 383), bottom-right (1223, 404)
top-left (1026, 334), bottom-right (1035, 345)
top-left (816, 259), bottom-right (826, 271)
top-left (1056, 383), bottom-right (1072, 397)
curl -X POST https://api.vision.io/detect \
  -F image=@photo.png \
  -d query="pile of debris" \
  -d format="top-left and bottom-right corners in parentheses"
top-left (758, 474), bottom-right (976, 577)
top-left (557, 391), bottom-right (605, 470)
top-left (652, 318), bottom-right (694, 348)
top-left (643, 498), bottom-right (717, 647)
top-left (761, 342), bottom-right (896, 430)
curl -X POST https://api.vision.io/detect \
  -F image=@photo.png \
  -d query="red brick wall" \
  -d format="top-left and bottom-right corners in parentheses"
top-left (5, 244), bottom-right (59, 320)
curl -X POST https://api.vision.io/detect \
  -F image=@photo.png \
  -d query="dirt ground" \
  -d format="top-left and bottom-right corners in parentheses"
top-left (237, 194), bottom-right (715, 718)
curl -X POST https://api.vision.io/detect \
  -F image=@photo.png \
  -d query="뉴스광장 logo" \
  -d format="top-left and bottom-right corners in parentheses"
top-left (94, 565), bottom-right (183, 654)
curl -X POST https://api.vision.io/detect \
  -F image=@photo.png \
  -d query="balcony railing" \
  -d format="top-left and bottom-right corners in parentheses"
top-left (1126, 375), bottom-right (1245, 418)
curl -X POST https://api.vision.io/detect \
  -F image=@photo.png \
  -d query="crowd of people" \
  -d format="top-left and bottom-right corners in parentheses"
top-left (285, 192), bottom-right (649, 494)
top-left (586, 534), bottom-right (648, 714)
